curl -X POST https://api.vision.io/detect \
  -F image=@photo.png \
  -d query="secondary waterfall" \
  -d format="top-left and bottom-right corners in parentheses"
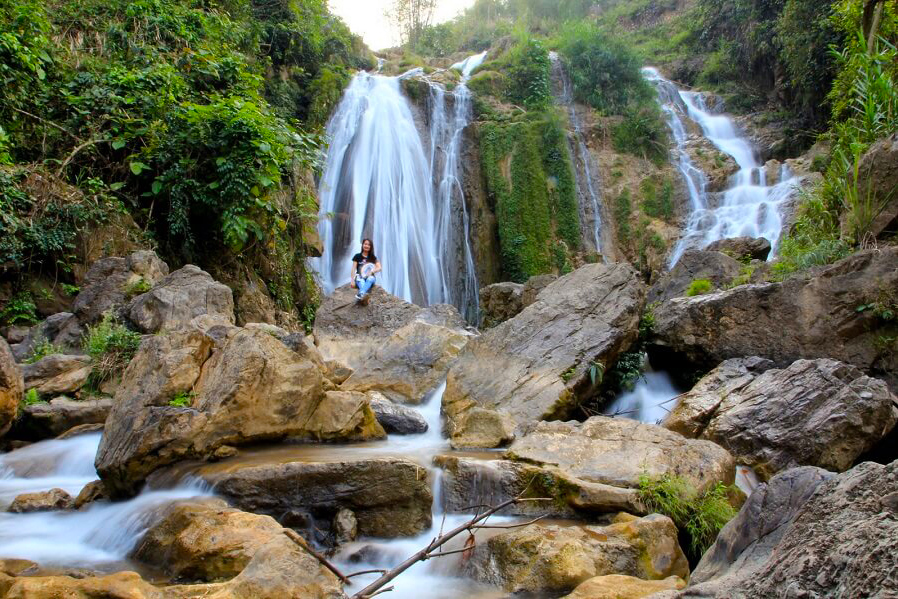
top-left (315, 54), bottom-right (486, 321)
top-left (549, 52), bottom-right (605, 256)
top-left (643, 68), bottom-right (800, 267)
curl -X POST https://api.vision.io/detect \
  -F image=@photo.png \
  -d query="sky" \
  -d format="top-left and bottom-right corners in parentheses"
top-left (329, 0), bottom-right (476, 51)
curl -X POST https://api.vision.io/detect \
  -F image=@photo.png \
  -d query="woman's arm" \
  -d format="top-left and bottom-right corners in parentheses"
top-left (373, 260), bottom-right (382, 275)
top-left (350, 261), bottom-right (358, 288)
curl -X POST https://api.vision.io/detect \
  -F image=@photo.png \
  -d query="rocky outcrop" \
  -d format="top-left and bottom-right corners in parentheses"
top-left (339, 304), bottom-right (473, 404)
top-left (21, 354), bottom-right (91, 395)
top-left (651, 247), bottom-right (898, 389)
top-left (0, 571), bottom-right (164, 599)
top-left (444, 263), bottom-right (646, 448)
top-left (9, 312), bottom-right (82, 362)
top-left (128, 265), bottom-right (235, 333)
top-left (705, 236), bottom-right (771, 261)
top-left (368, 393), bottom-right (428, 434)
top-left (7, 488), bottom-right (74, 513)
top-left (464, 514), bottom-right (689, 595)
top-left (664, 358), bottom-right (897, 478)
top-left (96, 326), bottom-right (376, 496)
top-left (73, 250), bottom-right (169, 326)
top-left (507, 417), bottom-right (736, 495)
top-left (479, 282), bottom-right (523, 328)
top-left (674, 461), bottom-right (897, 598)
top-left (0, 339), bottom-right (22, 438)
top-left (647, 250), bottom-right (743, 304)
top-left (12, 397), bottom-right (112, 441)
top-left (562, 575), bottom-right (686, 599)
top-left (856, 132), bottom-right (898, 239)
top-left (197, 457), bottom-right (433, 539)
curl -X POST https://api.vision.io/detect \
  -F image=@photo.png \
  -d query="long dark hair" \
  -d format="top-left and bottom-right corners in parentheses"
top-left (361, 238), bottom-right (375, 257)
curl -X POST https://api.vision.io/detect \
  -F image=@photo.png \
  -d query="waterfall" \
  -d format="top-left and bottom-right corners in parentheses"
top-left (549, 52), bottom-right (605, 256)
top-left (315, 54), bottom-right (487, 322)
top-left (643, 67), bottom-right (800, 267)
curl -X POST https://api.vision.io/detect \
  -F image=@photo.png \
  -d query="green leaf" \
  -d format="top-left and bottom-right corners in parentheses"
top-left (260, 176), bottom-right (273, 187)
top-left (111, 140), bottom-right (127, 150)
top-left (151, 180), bottom-right (163, 194)
top-left (109, 182), bottom-right (125, 191)
top-left (259, 142), bottom-right (271, 153)
top-left (130, 162), bottom-right (148, 175)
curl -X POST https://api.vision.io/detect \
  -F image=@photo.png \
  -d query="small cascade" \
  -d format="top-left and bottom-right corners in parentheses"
top-left (0, 433), bottom-right (212, 568)
top-left (549, 52), bottom-right (605, 256)
top-left (643, 67), bottom-right (801, 266)
top-left (602, 362), bottom-right (683, 425)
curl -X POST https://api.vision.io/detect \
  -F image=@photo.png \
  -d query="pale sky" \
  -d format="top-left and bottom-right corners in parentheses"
top-left (329, 0), bottom-right (476, 51)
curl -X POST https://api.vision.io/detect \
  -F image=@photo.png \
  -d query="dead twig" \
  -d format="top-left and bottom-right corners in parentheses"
top-left (11, 107), bottom-right (81, 142)
top-left (283, 529), bottom-right (351, 585)
top-left (55, 138), bottom-right (106, 178)
top-left (473, 514), bottom-right (547, 530)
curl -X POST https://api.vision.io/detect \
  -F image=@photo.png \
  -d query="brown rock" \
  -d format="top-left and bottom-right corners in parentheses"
top-left (647, 250), bottom-right (743, 304)
top-left (445, 263), bottom-right (646, 448)
top-left (478, 282), bottom-right (523, 328)
top-left (74, 480), bottom-right (108, 509)
top-left (855, 132), bottom-right (898, 239)
top-left (705, 237), bottom-right (771, 261)
top-left (73, 250), bottom-right (169, 326)
top-left (8, 488), bottom-right (74, 512)
top-left (21, 354), bottom-right (92, 395)
top-left (13, 396), bottom-right (112, 441)
top-left (127, 265), bottom-right (235, 333)
top-left (1, 571), bottom-right (163, 599)
top-left (300, 391), bottom-right (386, 442)
top-left (0, 339), bottom-right (22, 438)
top-left (563, 575), bottom-right (686, 599)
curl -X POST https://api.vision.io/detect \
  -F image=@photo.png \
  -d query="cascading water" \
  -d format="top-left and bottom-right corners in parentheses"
top-left (0, 433), bottom-right (213, 568)
top-left (643, 67), bottom-right (800, 266)
top-left (315, 54), bottom-right (487, 322)
top-left (549, 52), bottom-right (605, 256)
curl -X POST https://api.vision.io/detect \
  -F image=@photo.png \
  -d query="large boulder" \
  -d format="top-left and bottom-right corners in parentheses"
top-left (12, 397), bottom-right (112, 441)
top-left (444, 263), bottom-right (646, 448)
top-left (478, 282), bottom-right (523, 328)
top-left (339, 304), bottom-right (473, 404)
top-left (73, 250), bottom-right (169, 325)
top-left (647, 250), bottom-right (743, 304)
top-left (674, 461), bottom-right (897, 598)
top-left (705, 237), bottom-right (771, 261)
top-left (9, 312), bottom-right (82, 362)
top-left (507, 417), bottom-right (736, 496)
top-left (562, 575), bottom-right (686, 599)
top-left (368, 392), bottom-right (428, 434)
top-left (855, 132), bottom-right (898, 239)
top-left (651, 247), bottom-right (898, 390)
top-left (464, 514), bottom-right (689, 595)
top-left (664, 358), bottom-right (898, 478)
top-left (0, 571), bottom-right (163, 599)
top-left (0, 339), bottom-right (22, 438)
top-left (196, 457), bottom-right (433, 539)
top-left (21, 354), bottom-right (91, 395)
top-left (96, 327), bottom-right (371, 496)
top-left (127, 265), bottom-right (235, 333)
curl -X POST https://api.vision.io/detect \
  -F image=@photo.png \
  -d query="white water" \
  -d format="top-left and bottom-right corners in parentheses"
top-left (315, 54), bottom-right (487, 321)
top-left (602, 366), bottom-right (682, 425)
top-left (550, 52), bottom-right (604, 256)
top-left (643, 67), bottom-right (800, 266)
top-left (0, 433), bottom-right (213, 568)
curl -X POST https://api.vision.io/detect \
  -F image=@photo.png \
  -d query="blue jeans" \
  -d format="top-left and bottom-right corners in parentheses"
top-left (356, 275), bottom-right (376, 296)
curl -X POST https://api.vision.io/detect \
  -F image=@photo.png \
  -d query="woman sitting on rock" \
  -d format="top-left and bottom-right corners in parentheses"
top-left (350, 238), bottom-right (381, 302)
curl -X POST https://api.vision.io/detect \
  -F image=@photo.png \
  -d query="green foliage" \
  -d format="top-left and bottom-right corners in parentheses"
top-left (125, 278), bottom-right (151, 295)
top-left (638, 472), bottom-right (737, 561)
top-left (22, 387), bottom-right (43, 406)
top-left (503, 36), bottom-right (552, 110)
top-left (0, 292), bottom-right (37, 325)
top-left (686, 279), bottom-right (713, 296)
top-left (84, 312), bottom-right (142, 388)
top-left (168, 390), bottom-right (195, 407)
top-left (614, 189), bottom-right (633, 244)
top-left (641, 177), bottom-right (675, 221)
top-left (612, 106), bottom-right (670, 164)
top-left (24, 338), bottom-right (63, 364)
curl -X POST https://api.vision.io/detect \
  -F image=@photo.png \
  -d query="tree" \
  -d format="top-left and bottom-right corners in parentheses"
top-left (387, 0), bottom-right (437, 47)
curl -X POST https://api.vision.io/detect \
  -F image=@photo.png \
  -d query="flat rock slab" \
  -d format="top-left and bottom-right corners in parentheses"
top-left (664, 358), bottom-right (898, 478)
top-left (13, 397), bottom-right (112, 442)
top-left (197, 457), bottom-right (433, 539)
top-left (507, 416), bottom-right (735, 495)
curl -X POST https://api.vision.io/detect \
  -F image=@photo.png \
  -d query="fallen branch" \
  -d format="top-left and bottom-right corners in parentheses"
top-left (11, 107), bottom-right (80, 142)
top-left (283, 529), bottom-right (351, 584)
top-left (349, 491), bottom-right (551, 599)
top-left (55, 138), bottom-right (106, 177)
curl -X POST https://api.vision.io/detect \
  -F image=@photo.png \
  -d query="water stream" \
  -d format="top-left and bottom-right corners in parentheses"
top-left (643, 67), bottom-right (800, 266)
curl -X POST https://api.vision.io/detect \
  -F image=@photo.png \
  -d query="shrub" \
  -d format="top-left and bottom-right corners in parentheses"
top-left (0, 292), bottom-right (37, 325)
top-left (168, 390), bottom-right (195, 407)
top-left (615, 189), bottom-right (633, 244)
top-left (24, 338), bottom-right (63, 364)
top-left (22, 387), bottom-right (43, 406)
top-left (503, 36), bottom-right (552, 110)
top-left (84, 313), bottom-right (142, 388)
top-left (125, 278), bottom-right (152, 296)
top-left (638, 472), bottom-right (737, 562)
top-left (686, 279), bottom-right (713, 296)
top-left (612, 106), bottom-right (670, 165)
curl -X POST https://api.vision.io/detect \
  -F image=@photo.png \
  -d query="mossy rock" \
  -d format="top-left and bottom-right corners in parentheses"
top-left (468, 70), bottom-right (508, 98)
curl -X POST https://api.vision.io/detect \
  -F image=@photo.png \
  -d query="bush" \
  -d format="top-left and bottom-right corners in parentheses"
top-left (25, 338), bottom-right (63, 364)
top-left (84, 313), bottom-right (142, 388)
top-left (22, 387), bottom-right (43, 406)
top-left (0, 292), bottom-right (37, 325)
top-left (641, 177), bottom-right (675, 221)
top-left (686, 278), bottom-right (713, 296)
top-left (638, 472), bottom-right (738, 562)
top-left (612, 106), bottom-right (670, 165)
top-left (168, 390), bottom-right (195, 407)
top-left (503, 36), bottom-right (552, 110)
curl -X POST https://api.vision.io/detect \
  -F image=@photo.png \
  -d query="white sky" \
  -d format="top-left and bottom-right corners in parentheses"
top-left (329, 0), bottom-right (476, 51)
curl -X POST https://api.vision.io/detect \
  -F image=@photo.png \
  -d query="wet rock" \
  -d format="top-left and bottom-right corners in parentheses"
top-left (0, 571), bottom-right (164, 599)
top-left (676, 461), bottom-right (897, 598)
top-left (8, 488), bottom-right (74, 512)
top-left (705, 236), bottom-right (772, 261)
top-left (562, 574), bottom-right (686, 599)
top-left (651, 247), bottom-right (898, 391)
top-left (200, 457), bottom-right (433, 539)
top-left (21, 354), bottom-right (91, 395)
top-left (73, 480), bottom-right (108, 509)
top-left (664, 358), bottom-right (897, 478)
top-left (0, 339), bottom-right (22, 438)
top-left (647, 250), bottom-right (743, 304)
top-left (333, 508), bottom-right (358, 544)
top-left (855, 132), bottom-right (898, 239)
top-left (445, 263), bottom-right (646, 448)
top-left (508, 417), bottom-right (736, 495)
top-left (96, 327), bottom-right (361, 496)
top-left (57, 423), bottom-right (104, 439)
top-left (339, 304), bottom-right (473, 404)
top-left (127, 265), bottom-right (235, 333)
top-left (464, 514), bottom-right (689, 595)
top-left (73, 250), bottom-right (169, 326)
top-left (12, 397), bottom-right (112, 441)
top-left (368, 392), bottom-right (428, 434)
top-left (479, 282), bottom-right (523, 328)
